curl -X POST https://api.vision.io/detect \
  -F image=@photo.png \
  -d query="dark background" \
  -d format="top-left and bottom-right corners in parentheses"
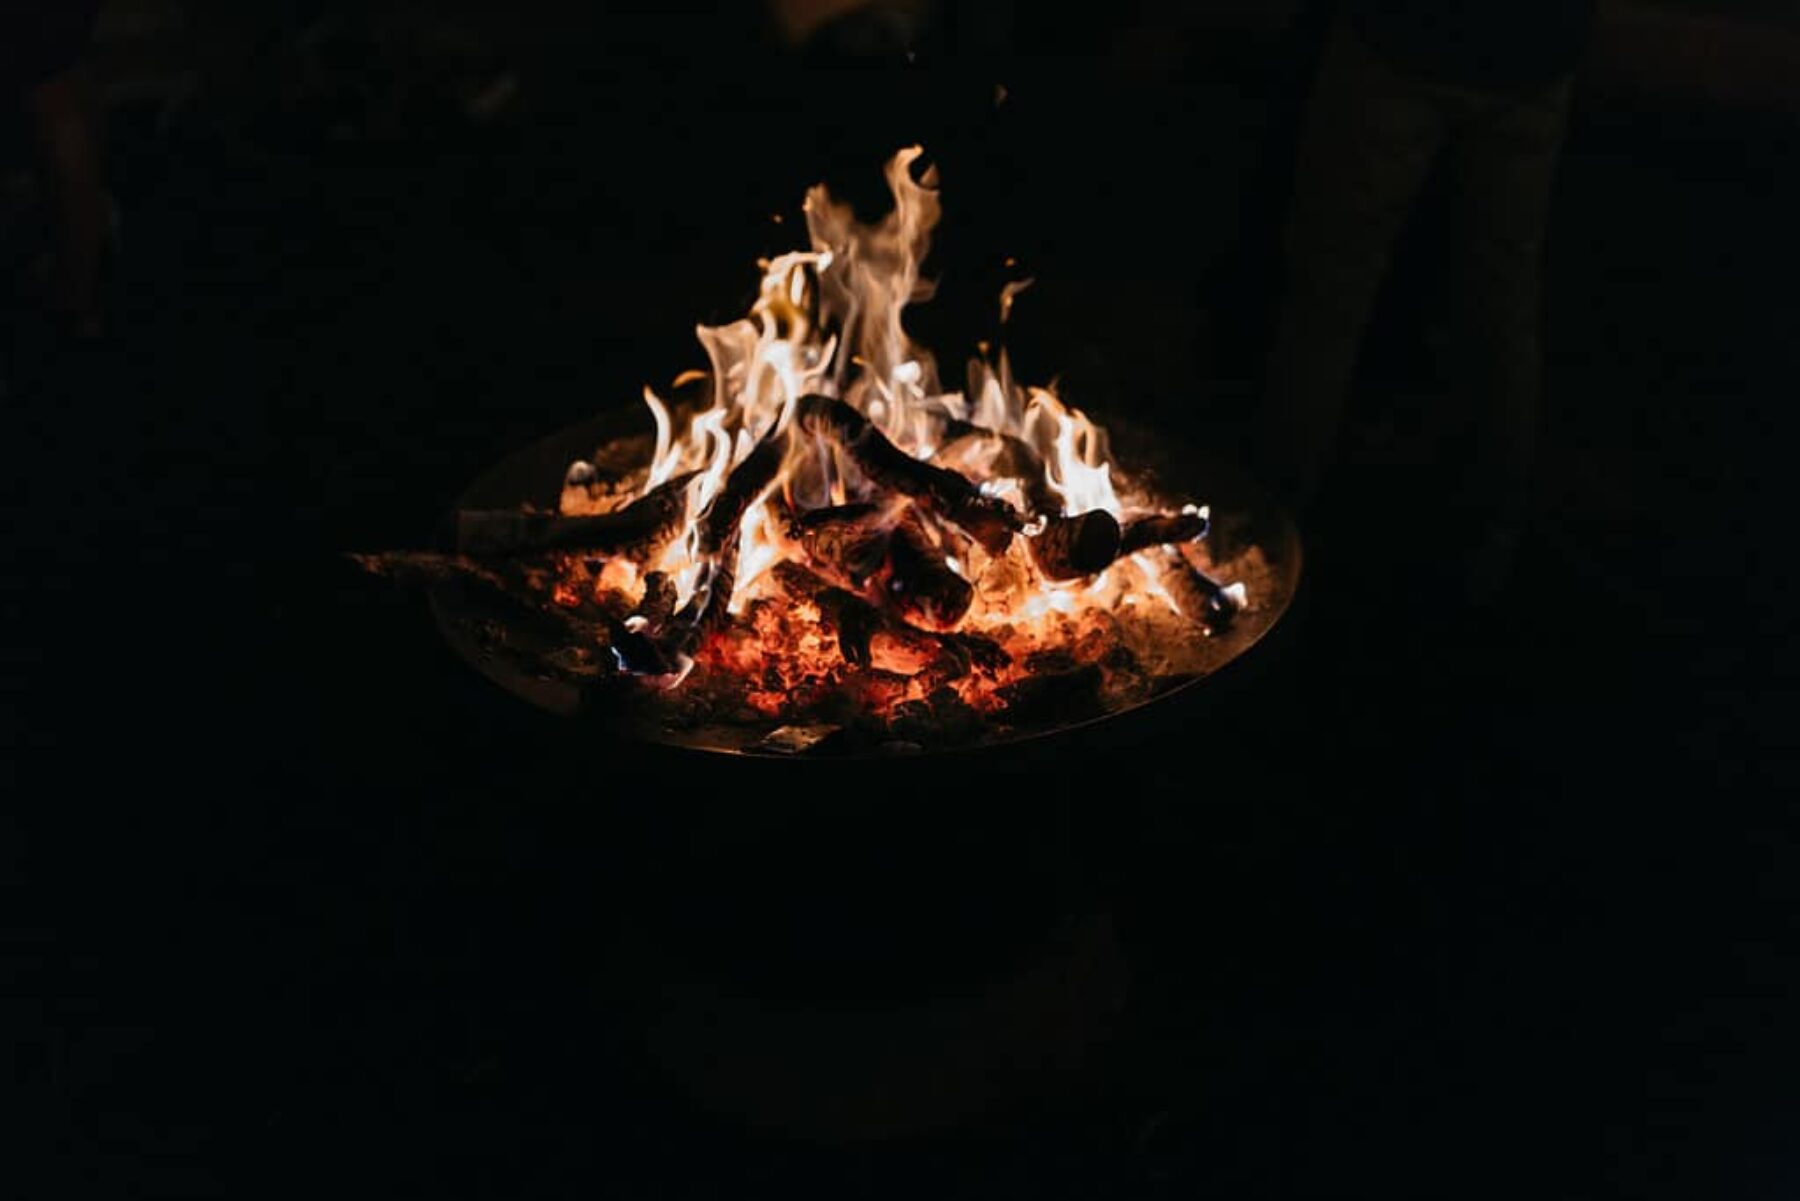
top-left (5, 3), bottom-right (1798, 1196)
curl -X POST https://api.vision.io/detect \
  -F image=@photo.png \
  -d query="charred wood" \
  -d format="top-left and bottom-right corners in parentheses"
top-left (933, 422), bottom-right (1057, 514)
top-left (456, 470), bottom-right (698, 557)
top-left (788, 502), bottom-right (891, 586)
top-left (771, 560), bottom-right (1007, 675)
top-left (886, 513), bottom-right (974, 628)
top-left (664, 432), bottom-right (789, 646)
top-left (698, 433), bottom-right (784, 556)
top-left (350, 550), bottom-right (506, 589)
top-left (1163, 559), bottom-right (1243, 630)
top-left (1028, 510), bottom-right (1123, 581)
top-left (1119, 510), bottom-right (1209, 557)
top-left (797, 394), bottom-right (1021, 554)
top-left (628, 571), bottom-right (678, 632)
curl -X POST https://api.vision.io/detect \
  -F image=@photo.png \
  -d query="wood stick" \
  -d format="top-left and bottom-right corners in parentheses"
top-left (1024, 508), bottom-right (1211, 580)
top-left (886, 512), bottom-right (974, 629)
top-left (788, 502), bottom-right (891, 586)
top-left (350, 547), bottom-right (683, 678)
top-left (1028, 510), bottom-right (1122, 581)
top-left (771, 561), bottom-right (883, 666)
top-left (935, 421), bottom-right (1150, 582)
top-left (629, 571), bottom-right (677, 631)
top-left (349, 550), bottom-right (506, 589)
top-left (456, 470), bottom-right (698, 557)
top-left (772, 561), bottom-right (1009, 675)
top-left (797, 395), bottom-right (1021, 554)
top-left (933, 421), bottom-right (1057, 514)
top-left (602, 614), bottom-right (683, 676)
top-left (1119, 510), bottom-right (1208, 556)
top-left (667, 432), bottom-right (789, 645)
top-left (936, 422), bottom-right (1141, 587)
top-left (698, 434), bottom-right (784, 556)
top-left (945, 630), bottom-right (1011, 674)
top-left (353, 551), bottom-right (635, 677)
top-left (1162, 559), bottom-right (1244, 630)
top-left (935, 423), bottom-right (1210, 568)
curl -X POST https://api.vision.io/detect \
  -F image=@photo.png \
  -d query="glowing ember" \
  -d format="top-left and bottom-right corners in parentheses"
top-left (375, 148), bottom-right (1277, 750)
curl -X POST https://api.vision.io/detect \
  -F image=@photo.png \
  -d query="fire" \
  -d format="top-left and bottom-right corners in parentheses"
top-left (546, 147), bottom-right (1247, 731)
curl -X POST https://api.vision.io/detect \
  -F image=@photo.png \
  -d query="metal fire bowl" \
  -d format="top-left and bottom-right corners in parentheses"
top-left (428, 403), bottom-right (1302, 762)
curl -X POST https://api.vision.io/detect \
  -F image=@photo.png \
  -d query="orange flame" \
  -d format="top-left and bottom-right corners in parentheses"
top-left (561, 148), bottom-right (1237, 711)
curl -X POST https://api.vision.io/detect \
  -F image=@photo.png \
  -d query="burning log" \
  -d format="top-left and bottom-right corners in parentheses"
top-left (772, 560), bottom-right (1007, 677)
top-left (932, 420), bottom-right (1057, 514)
top-left (352, 550), bottom-right (654, 681)
top-left (945, 631), bottom-right (1011, 674)
top-left (560, 434), bottom-right (658, 513)
top-left (457, 471), bottom-right (698, 558)
top-left (937, 423), bottom-right (1205, 578)
top-left (603, 619), bottom-right (682, 676)
top-left (699, 434), bottom-right (784, 555)
top-left (935, 423), bottom-right (1206, 573)
top-left (797, 394), bottom-right (1021, 554)
top-left (668, 431), bottom-right (789, 643)
top-left (1028, 510), bottom-right (1123, 581)
top-left (1021, 506), bottom-right (1213, 582)
top-left (355, 544), bottom-right (698, 678)
top-left (886, 513), bottom-right (974, 629)
top-left (813, 582), bottom-right (885, 668)
top-left (629, 571), bottom-right (677, 631)
top-left (932, 421), bottom-right (1132, 583)
top-left (768, 559), bottom-right (837, 604)
top-left (356, 548), bottom-right (693, 677)
top-left (1163, 559), bottom-right (1245, 630)
top-left (350, 550), bottom-right (506, 589)
top-left (1119, 509), bottom-right (1209, 557)
top-left (788, 502), bottom-right (891, 586)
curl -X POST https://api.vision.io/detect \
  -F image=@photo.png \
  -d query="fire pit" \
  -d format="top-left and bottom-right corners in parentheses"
top-left (360, 149), bottom-right (1299, 757)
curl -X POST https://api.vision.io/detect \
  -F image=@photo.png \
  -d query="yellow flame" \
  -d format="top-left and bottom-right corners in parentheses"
top-left (1026, 387), bottom-right (1123, 518)
top-left (729, 496), bottom-right (787, 615)
top-left (597, 147), bottom-right (1221, 643)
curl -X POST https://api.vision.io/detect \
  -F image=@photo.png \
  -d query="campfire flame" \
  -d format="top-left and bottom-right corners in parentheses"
top-left (552, 147), bottom-right (1246, 726)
